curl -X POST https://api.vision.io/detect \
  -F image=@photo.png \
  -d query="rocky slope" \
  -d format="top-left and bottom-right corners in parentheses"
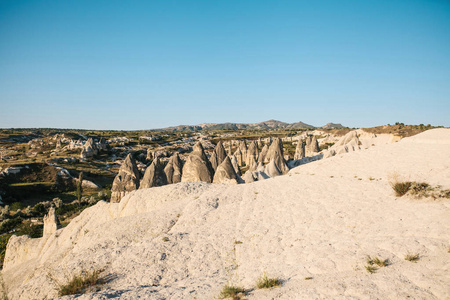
top-left (2, 129), bottom-right (450, 299)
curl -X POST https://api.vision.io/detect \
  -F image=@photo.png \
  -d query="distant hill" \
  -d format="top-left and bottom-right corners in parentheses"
top-left (321, 123), bottom-right (346, 129)
top-left (154, 120), bottom-right (316, 131)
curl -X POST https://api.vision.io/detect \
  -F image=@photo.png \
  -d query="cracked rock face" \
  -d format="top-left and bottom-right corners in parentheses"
top-left (258, 144), bottom-right (269, 164)
top-left (213, 156), bottom-right (239, 184)
top-left (164, 152), bottom-right (183, 184)
top-left (140, 157), bottom-right (168, 189)
top-left (111, 154), bottom-right (141, 203)
top-left (229, 155), bottom-right (241, 176)
top-left (305, 135), bottom-right (320, 157)
top-left (181, 142), bottom-right (214, 183)
top-left (209, 141), bottom-right (227, 171)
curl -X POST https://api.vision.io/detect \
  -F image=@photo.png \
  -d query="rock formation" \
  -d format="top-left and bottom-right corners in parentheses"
top-left (258, 144), bottom-right (269, 164)
top-left (110, 154), bottom-right (141, 203)
top-left (164, 152), bottom-right (183, 184)
top-left (239, 141), bottom-right (248, 165)
top-left (181, 142), bottom-right (214, 183)
top-left (140, 157), bottom-right (168, 189)
top-left (294, 138), bottom-right (305, 160)
top-left (264, 160), bottom-right (282, 177)
top-left (246, 141), bottom-right (259, 167)
top-left (209, 141), bottom-right (227, 171)
top-left (43, 207), bottom-right (60, 236)
top-left (213, 156), bottom-right (239, 184)
top-left (234, 148), bottom-right (244, 166)
top-left (229, 155), bottom-right (241, 176)
top-left (264, 138), bottom-right (289, 174)
top-left (305, 135), bottom-right (320, 157)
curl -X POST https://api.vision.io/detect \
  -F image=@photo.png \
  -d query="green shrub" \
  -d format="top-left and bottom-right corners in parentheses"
top-left (18, 221), bottom-right (43, 238)
top-left (404, 253), bottom-right (420, 262)
top-left (10, 202), bottom-right (24, 211)
top-left (0, 234), bottom-right (12, 269)
top-left (0, 218), bottom-right (22, 234)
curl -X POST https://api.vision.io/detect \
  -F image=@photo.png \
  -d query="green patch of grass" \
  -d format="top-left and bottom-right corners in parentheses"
top-left (58, 269), bottom-right (105, 296)
top-left (304, 277), bottom-right (313, 280)
top-left (0, 234), bottom-right (13, 269)
top-left (219, 284), bottom-right (246, 299)
top-left (256, 274), bottom-right (282, 289)
top-left (404, 253), bottom-right (420, 263)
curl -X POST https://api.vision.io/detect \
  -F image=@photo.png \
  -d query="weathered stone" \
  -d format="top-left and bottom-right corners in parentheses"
top-left (181, 142), bottom-right (214, 183)
top-left (164, 152), bottom-right (183, 184)
top-left (140, 157), bottom-right (168, 189)
top-left (246, 141), bottom-right (259, 167)
top-left (229, 155), bottom-right (241, 176)
top-left (264, 138), bottom-right (289, 174)
top-left (110, 154), bottom-right (140, 203)
top-left (213, 156), bottom-right (239, 184)
top-left (209, 141), bottom-right (227, 171)
top-left (234, 148), bottom-right (244, 166)
top-left (294, 138), bottom-right (305, 160)
top-left (43, 207), bottom-right (60, 236)
top-left (258, 144), bottom-right (269, 164)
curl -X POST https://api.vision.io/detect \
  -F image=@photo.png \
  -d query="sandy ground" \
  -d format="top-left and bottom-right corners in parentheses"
top-left (2, 128), bottom-right (450, 299)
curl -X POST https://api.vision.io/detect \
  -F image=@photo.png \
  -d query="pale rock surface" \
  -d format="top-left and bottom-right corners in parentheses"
top-left (43, 207), bottom-right (60, 236)
top-left (229, 155), bottom-right (241, 176)
top-left (213, 156), bottom-right (239, 184)
top-left (294, 138), bottom-right (305, 159)
top-left (110, 154), bottom-right (140, 203)
top-left (258, 144), bottom-right (269, 164)
top-left (239, 140), bottom-right (248, 165)
top-left (164, 152), bottom-right (183, 184)
top-left (181, 142), bottom-right (214, 183)
top-left (140, 157), bottom-right (168, 189)
top-left (234, 147), bottom-right (244, 166)
top-left (264, 138), bottom-right (289, 174)
top-left (246, 141), bottom-right (259, 166)
top-left (3, 129), bottom-right (450, 300)
top-left (264, 159), bottom-right (282, 177)
top-left (209, 141), bottom-right (227, 171)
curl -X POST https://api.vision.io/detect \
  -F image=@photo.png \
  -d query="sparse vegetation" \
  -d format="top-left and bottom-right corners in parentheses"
top-left (304, 276), bottom-right (313, 280)
top-left (219, 284), bottom-right (246, 299)
top-left (366, 256), bottom-right (390, 267)
top-left (390, 179), bottom-right (450, 199)
top-left (404, 253), bottom-right (420, 262)
top-left (256, 274), bottom-right (282, 289)
top-left (365, 265), bottom-right (378, 274)
top-left (58, 269), bottom-right (105, 296)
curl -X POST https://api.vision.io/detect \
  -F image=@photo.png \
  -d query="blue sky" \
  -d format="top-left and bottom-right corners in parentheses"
top-left (1, 0), bottom-right (449, 130)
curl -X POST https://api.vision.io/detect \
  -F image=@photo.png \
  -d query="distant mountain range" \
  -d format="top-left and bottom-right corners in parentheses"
top-left (153, 120), bottom-right (345, 131)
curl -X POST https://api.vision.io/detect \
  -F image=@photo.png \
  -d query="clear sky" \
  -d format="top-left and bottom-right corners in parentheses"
top-left (1, 0), bottom-right (449, 130)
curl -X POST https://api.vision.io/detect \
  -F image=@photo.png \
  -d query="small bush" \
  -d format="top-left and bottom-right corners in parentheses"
top-left (0, 234), bottom-right (12, 269)
top-left (256, 274), bottom-right (282, 289)
top-left (9, 202), bottom-right (24, 211)
top-left (58, 269), bottom-right (105, 296)
top-left (404, 253), bottom-right (420, 263)
top-left (391, 181), bottom-right (412, 197)
top-left (0, 218), bottom-right (22, 235)
top-left (219, 284), bottom-right (245, 299)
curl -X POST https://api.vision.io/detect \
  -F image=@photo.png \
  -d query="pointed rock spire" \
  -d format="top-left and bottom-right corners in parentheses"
top-left (43, 207), bottom-right (60, 236)
top-left (213, 156), bottom-right (239, 184)
top-left (234, 147), bottom-right (244, 166)
top-left (264, 138), bottom-right (289, 174)
top-left (229, 155), bottom-right (241, 176)
top-left (209, 141), bottom-right (228, 171)
top-left (164, 152), bottom-right (183, 184)
top-left (246, 141), bottom-right (259, 166)
top-left (181, 142), bottom-right (214, 183)
top-left (258, 144), bottom-right (269, 164)
top-left (110, 154), bottom-right (140, 203)
top-left (140, 157), bottom-right (168, 189)
top-left (294, 138), bottom-right (305, 160)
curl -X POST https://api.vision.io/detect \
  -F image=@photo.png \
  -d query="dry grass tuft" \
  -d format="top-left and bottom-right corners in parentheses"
top-left (219, 284), bottom-right (246, 299)
top-left (58, 269), bottom-right (105, 296)
top-left (404, 253), bottom-right (420, 263)
top-left (256, 274), bottom-right (282, 289)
